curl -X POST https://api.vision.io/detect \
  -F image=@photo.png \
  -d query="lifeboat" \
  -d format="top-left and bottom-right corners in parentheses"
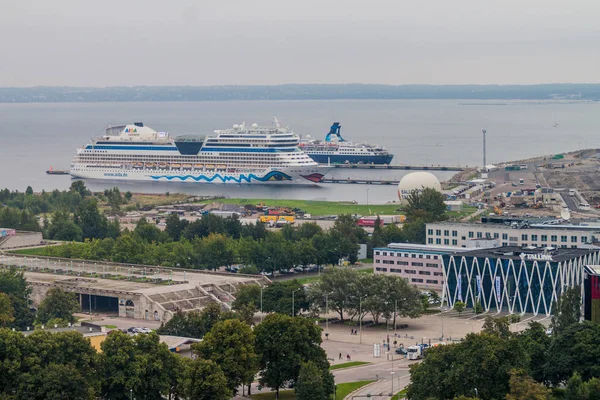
top-left (171, 163), bottom-right (182, 169)
top-left (182, 164), bottom-right (193, 170)
top-left (205, 164), bottom-right (215, 170)
top-left (194, 163), bottom-right (203, 169)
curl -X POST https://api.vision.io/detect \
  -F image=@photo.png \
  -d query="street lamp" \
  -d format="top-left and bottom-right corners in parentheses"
top-left (366, 188), bottom-right (371, 215)
top-left (292, 288), bottom-right (301, 317)
top-left (260, 286), bottom-right (264, 322)
top-left (359, 294), bottom-right (368, 344)
top-left (325, 292), bottom-right (334, 337)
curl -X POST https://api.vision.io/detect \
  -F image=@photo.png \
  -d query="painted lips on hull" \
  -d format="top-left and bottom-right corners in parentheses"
top-left (300, 173), bottom-right (325, 183)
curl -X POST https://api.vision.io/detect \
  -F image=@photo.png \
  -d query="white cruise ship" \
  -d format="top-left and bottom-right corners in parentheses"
top-left (70, 121), bottom-right (330, 184)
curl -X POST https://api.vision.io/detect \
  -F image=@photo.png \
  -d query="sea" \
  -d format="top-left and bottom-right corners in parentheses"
top-left (1, 99), bottom-right (599, 204)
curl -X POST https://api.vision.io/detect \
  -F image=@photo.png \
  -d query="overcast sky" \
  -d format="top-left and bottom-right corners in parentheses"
top-left (1, 0), bottom-right (599, 86)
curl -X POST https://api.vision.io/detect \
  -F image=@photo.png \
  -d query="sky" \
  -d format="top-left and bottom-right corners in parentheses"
top-left (1, 0), bottom-right (599, 86)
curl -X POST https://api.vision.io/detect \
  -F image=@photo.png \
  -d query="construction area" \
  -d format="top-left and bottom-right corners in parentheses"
top-left (0, 253), bottom-right (267, 322)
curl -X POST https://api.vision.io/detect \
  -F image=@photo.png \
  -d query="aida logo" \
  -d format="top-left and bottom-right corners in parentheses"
top-left (125, 128), bottom-right (138, 133)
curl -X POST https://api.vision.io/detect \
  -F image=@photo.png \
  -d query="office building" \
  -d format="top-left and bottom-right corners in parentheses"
top-left (442, 246), bottom-right (600, 317)
top-left (426, 221), bottom-right (600, 249)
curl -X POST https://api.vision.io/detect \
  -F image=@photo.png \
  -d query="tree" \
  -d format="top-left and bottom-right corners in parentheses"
top-left (406, 333), bottom-right (527, 400)
top-left (550, 286), bottom-right (581, 336)
top-left (36, 288), bottom-right (79, 324)
top-left (25, 186), bottom-right (33, 196)
top-left (296, 361), bottom-right (330, 400)
top-left (405, 187), bottom-right (447, 222)
top-left (232, 284), bottom-right (261, 320)
top-left (157, 303), bottom-right (239, 339)
top-left (74, 198), bottom-right (108, 240)
top-left (47, 210), bottom-right (83, 242)
top-left (307, 267), bottom-right (360, 322)
top-left (505, 369), bottom-right (550, 400)
top-left (262, 280), bottom-right (309, 316)
top-left (133, 332), bottom-right (173, 400)
top-left (565, 372), bottom-right (600, 400)
top-left (99, 331), bottom-right (142, 400)
top-left (0, 268), bottom-right (34, 330)
top-left (0, 293), bottom-right (14, 327)
top-left (545, 321), bottom-right (600, 385)
top-left (183, 359), bottom-right (230, 400)
top-left (254, 313), bottom-right (333, 398)
top-left (193, 319), bottom-right (259, 396)
top-left (482, 316), bottom-right (511, 339)
top-left (517, 322), bottom-right (550, 383)
top-left (69, 181), bottom-right (90, 198)
top-left (17, 363), bottom-right (95, 400)
top-left (453, 301), bottom-right (466, 314)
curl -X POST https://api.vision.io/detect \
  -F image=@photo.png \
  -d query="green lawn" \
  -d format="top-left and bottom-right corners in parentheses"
top-left (209, 198), bottom-right (403, 217)
top-left (336, 380), bottom-right (376, 400)
top-left (250, 390), bottom-right (296, 399)
top-left (329, 361), bottom-right (370, 370)
top-left (248, 380), bottom-right (375, 400)
top-left (9, 247), bottom-right (48, 256)
top-left (103, 325), bottom-right (118, 329)
top-left (391, 388), bottom-right (408, 399)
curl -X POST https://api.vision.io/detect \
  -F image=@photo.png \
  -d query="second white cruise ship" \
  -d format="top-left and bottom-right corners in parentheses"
top-left (70, 120), bottom-right (330, 184)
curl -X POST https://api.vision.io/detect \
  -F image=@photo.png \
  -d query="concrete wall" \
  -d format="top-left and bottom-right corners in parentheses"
top-left (0, 232), bottom-right (43, 249)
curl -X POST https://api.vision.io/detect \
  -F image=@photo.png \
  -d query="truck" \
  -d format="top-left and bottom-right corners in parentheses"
top-left (519, 178), bottom-right (524, 185)
top-left (569, 189), bottom-right (576, 196)
top-left (357, 217), bottom-right (384, 227)
top-left (259, 215), bottom-right (295, 224)
top-left (407, 343), bottom-right (429, 360)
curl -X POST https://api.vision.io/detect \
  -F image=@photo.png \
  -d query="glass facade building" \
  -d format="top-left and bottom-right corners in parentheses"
top-left (442, 246), bottom-right (600, 317)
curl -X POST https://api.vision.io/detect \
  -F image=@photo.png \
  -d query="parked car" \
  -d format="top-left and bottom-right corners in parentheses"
top-left (395, 347), bottom-right (407, 355)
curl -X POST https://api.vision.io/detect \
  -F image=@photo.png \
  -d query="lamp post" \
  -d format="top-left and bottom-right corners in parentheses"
top-left (292, 288), bottom-right (301, 317)
top-left (366, 188), bottom-right (371, 215)
top-left (260, 286), bottom-right (264, 322)
top-left (394, 299), bottom-right (399, 336)
top-left (359, 294), bottom-right (367, 344)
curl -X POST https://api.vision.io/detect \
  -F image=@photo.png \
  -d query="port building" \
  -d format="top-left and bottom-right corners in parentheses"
top-left (426, 221), bottom-right (600, 249)
top-left (442, 246), bottom-right (600, 317)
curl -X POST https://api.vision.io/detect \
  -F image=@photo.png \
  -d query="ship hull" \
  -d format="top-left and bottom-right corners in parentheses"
top-left (307, 153), bottom-right (394, 165)
top-left (70, 165), bottom-right (331, 185)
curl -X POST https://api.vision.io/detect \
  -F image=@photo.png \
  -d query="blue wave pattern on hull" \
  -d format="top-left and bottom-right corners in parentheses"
top-left (149, 171), bottom-right (292, 183)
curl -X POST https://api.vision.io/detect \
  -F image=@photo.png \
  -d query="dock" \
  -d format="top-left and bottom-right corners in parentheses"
top-left (324, 164), bottom-right (465, 171)
top-left (321, 178), bottom-right (400, 185)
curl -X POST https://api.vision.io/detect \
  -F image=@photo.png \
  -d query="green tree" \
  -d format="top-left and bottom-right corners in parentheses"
top-left (74, 198), bottom-right (108, 240)
top-left (545, 321), bottom-right (600, 385)
top-left (453, 301), bottom-right (466, 314)
top-left (36, 287), bottom-right (79, 324)
top-left (402, 218), bottom-right (427, 244)
top-left (565, 372), bottom-right (600, 400)
top-left (405, 187), bottom-right (447, 222)
top-left (70, 180), bottom-right (90, 198)
top-left (47, 210), bottom-right (83, 242)
top-left (550, 286), bottom-right (581, 336)
top-left (482, 316), bottom-right (511, 339)
top-left (99, 331), bottom-right (141, 400)
top-left (17, 363), bottom-right (95, 400)
top-left (0, 293), bottom-right (14, 327)
top-left (262, 280), bottom-right (309, 316)
top-left (406, 333), bottom-right (527, 400)
top-left (133, 332), bottom-right (173, 400)
top-left (193, 319), bottom-right (259, 396)
top-left (505, 369), bottom-right (550, 400)
top-left (296, 361), bottom-right (330, 400)
top-left (25, 186), bottom-right (33, 196)
top-left (254, 313), bottom-right (333, 398)
top-left (232, 284), bottom-right (261, 319)
top-left (0, 268), bottom-right (34, 330)
top-left (369, 216), bottom-right (386, 256)
top-left (0, 329), bottom-right (27, 394)
top-left (183, 359), bottom-right (230, 400)
top-left (517, 322), bottom-right (551, 383)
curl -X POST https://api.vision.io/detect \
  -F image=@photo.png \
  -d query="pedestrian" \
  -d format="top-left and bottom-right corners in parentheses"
top-left (325, 332), bottom-right (329, 340)
top-left (350, 328), bottom-right (353, 335)
top-left (339, 352), bottom-right (342, 360)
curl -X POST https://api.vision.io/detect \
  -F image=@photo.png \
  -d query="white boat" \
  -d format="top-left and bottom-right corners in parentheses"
top-left (70, 120), bottom-right (330, 184)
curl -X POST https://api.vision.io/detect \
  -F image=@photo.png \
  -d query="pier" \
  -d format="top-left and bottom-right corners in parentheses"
top-left (321, 178), bottom-right (400, 185)
top-left (324, 164), bottom-right (465, 171)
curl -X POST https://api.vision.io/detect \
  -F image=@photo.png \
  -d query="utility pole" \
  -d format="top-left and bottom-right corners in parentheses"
top-left (482, 129), bottom-right (487, 170)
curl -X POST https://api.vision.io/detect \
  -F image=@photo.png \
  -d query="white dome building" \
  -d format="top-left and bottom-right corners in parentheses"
top-left (397, 172), bottom-right (442, 201)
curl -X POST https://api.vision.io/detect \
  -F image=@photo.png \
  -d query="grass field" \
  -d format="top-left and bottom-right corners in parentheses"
top-left (210, 198), bottom-right (403, 217)
top-left (250, 390), bottom-right (296, 399)
top-left (391, 388), bottom-right (408, 399)
top-left (9, 247), bottom-right (48, 256)
top-left (249, 380), bottom-right (376, 400)
top-left (329, 361), bottom-right (370, 370)
top-left (336, 381), bottom-right (376, 400)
